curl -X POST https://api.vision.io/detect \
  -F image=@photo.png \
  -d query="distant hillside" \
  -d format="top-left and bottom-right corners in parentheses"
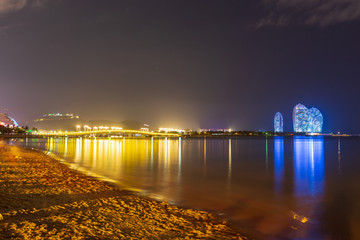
top-left (30, 118), bottom-right (85, 131)
top-left (88, 120), bottom-right (146, 130)
top-left (119, 120), bottom-right (146, 130)
top-left (29, 114), bottom-right (149, 131)
top-left (87, 120), bottom-right (122, 127)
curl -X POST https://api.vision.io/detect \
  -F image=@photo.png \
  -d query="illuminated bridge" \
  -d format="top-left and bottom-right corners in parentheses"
top-left (33, 129), bottom-right (180, 137)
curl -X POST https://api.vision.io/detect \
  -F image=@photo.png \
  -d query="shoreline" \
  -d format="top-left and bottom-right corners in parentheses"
top-left (0, 142), bottom-right (245, 239)
top-left (1, 133), bottom-right (357, 139)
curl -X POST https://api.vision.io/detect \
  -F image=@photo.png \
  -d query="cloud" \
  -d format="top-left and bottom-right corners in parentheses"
top-left (0, 0), bottom-right (26, 14)
top-left (0, 0), bottom-right (47, 15)
top-left (0, 23), bottom-right (24, 38)
top-left (258, 0), bottom-right (360, 27)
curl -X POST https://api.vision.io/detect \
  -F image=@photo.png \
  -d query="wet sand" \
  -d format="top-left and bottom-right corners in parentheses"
top-left (0, 142), bottom-right (245, 239)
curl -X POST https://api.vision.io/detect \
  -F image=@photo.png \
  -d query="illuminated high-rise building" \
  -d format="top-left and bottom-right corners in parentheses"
top-left (292, 103), bottom-right (323, 133)
top-left (308, 107), bottom-right (323, 133)
top-left (293, 103), bottom-right (311, 132)
top-left (274, 112), bottom-right (283, 132)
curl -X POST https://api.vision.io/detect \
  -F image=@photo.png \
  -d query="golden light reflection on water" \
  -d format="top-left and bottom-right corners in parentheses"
top-left (227, 139), bottom-right (232, 190)
top-left (203, 138), bottom-right (206, 176)
top-left (42, 137), bottom-right (184, 199)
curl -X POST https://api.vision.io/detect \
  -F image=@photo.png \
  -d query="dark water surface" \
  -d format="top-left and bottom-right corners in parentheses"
top-left (12, 136), bottom-right (360, 239)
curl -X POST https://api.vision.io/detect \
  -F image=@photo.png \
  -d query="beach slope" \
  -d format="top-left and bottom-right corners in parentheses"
top-left (0, 142), bottom-right (244, 239)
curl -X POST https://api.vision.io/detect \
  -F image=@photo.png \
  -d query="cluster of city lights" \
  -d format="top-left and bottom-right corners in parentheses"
top-left (0, 122), bottom-right (16, 128)
top-left (35, 113), bottom-right (79, 122)
top-left (46, 113), bottom-right (76, 117)
top-left (158, 128), bottom-right (185, 133)
top-left (199, 128), bottom-right (232, 132)
top-left (76, 125), bottom-right (123, 131)
top-left (140, 127), bottom-right (150, 132)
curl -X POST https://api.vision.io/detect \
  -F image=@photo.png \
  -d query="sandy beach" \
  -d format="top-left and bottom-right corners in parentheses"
top-left (0, 141), bottom-right (245, 239)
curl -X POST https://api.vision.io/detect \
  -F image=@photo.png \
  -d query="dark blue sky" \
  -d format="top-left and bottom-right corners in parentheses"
top-left (0, 0), bottom-right (359, 132)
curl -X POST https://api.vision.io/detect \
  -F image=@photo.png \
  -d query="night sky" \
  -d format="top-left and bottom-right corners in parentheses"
top-left (1, 0), bottom-right (360, 132)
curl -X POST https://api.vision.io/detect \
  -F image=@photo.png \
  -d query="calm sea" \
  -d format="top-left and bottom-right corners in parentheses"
top-left (12, 136), bottom-right (360, 239)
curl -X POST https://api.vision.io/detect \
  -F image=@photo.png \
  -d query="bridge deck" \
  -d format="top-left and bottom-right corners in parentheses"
top-left (34, 129), bottom-right (180, 137)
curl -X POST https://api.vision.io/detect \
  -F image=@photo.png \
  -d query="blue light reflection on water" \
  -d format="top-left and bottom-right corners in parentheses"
top-left (272, 137), bottom-right (326, 238)
top-left (293, 137), bottom-right (325, 198)
top-left (273, 137), bottom-right (284, 194)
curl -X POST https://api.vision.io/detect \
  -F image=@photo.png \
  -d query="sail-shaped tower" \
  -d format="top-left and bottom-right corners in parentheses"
top-left (292, 103), bottom-right (323, 133)
top-left (274, 112), bottom-right (283, 132)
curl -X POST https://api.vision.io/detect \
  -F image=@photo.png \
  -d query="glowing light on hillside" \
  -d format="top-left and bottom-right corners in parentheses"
top-left (159, 128), bottom-right (185, 133)
top-left (111, 127), bottom-right (123, 130)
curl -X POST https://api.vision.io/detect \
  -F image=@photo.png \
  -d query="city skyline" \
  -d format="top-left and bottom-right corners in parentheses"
top-left (1, 1), bottom-right (360, 132)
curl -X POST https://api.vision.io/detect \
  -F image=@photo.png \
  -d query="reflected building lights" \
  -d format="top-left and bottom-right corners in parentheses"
top-left (274, 137), bottom-right (284, 193)
top-left (104, 139), bottom-right (109, 169)
top-left (338, 138), bottom-right (341, 174)
top-left (293, 137), bottom-right (324, 197)
top-left (22, 137), bottom-right (225, 210)
top-left (93, 138), bottom-right (97, 169)
top-left (158, 138), bottom-right (163, 169)
top-left (115, 140), bottom-right (122, 174)
top-left (266, 137), bottom-right (269, 170)
top-left (49, 137), bottom-right (53, 152)
top-left (45, 138), bottom-right (48, 150)
top-left (178, 137), bottom-right (182, 181)
top-left (34, 138), bottom-right (186, 193)
top-left (198, 140), bottom-right (201, 162)
top-left (150, 137), bottom-right (154, 171)
top-left (110, 139), bottom-right (115, 167)
top-left (291, 137), bottom-right (325, 225)
top-left (160, 138), bottom-right (172, 196)
top-left (114, 140), bottom-right (120, 169)
top-left (75, 138), bottom-right (82, 163)
top-left (83, 139), bottom-right (91, 165)
top-left (122, 137), bottom-right (125, 162)
top-left (204, 138), bottom-right (207, 164)
top-left (203, 138), bottom-right (207, 176)
top-left (64, 137), bottom-right (68, 157)
top-left (145, 139), bottom-right (149, 167)
top-left (109, 139), bottom-right (115, 170)
top-left (227, 139), bottom-right (232, 190)
top-left (99, 139), bottom-right (104, 168)
top-left (57, 138), bottom-right (63, 154)
top-left (164, 137), bottom-right (168, 168)
top-left (167, 138), bottom-right (171, 168)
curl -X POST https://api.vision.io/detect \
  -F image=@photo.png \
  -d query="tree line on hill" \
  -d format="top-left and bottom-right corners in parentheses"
top-left (0, 125), bottom-right (37, 135)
